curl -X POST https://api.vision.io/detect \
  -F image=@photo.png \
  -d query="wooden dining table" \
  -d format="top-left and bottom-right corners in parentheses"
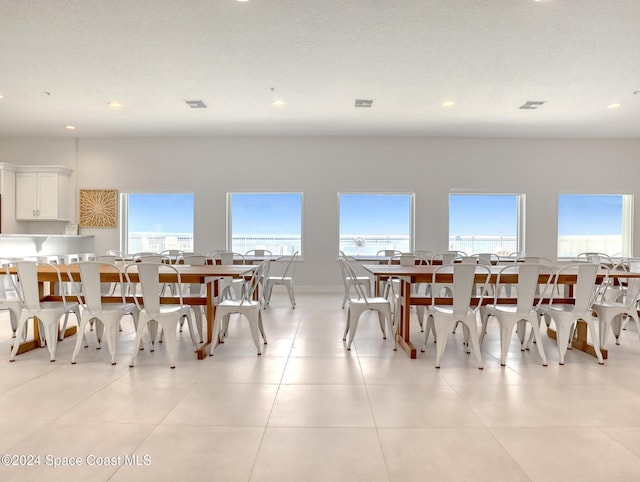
top-left (10, 263), bottom-right (257, 360)
top-left (362, 263), bottom-right (635, 360)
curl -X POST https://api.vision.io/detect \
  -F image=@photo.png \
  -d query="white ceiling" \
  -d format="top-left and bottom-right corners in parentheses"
top-left (1, 0), bottom-right (639, 138)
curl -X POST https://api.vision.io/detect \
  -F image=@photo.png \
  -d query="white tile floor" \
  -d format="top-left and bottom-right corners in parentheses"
top-left (2, 291), bottom-right (640, 481)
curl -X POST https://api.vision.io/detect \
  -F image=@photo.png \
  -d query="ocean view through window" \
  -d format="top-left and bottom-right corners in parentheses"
top-left (339, 193), bottom-right (413, 256)
top-left (449, 193), bottom-right (523, 255)
top-left (557, 194), bottom-right (632, 257)
top-left (121, 193), bottom-right (194, 254)
top-left (228, 193), bottom-right (302, 255)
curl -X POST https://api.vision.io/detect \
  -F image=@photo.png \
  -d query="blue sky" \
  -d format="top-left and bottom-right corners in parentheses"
top-left (449, 195), bottom-right (517, 236)
top-left (128, 192), bottom-right (624, 236)
top-left (558, 194), bottom-right (622, 235)
top-left (128, 193), bottom-right (194, 232)
top-left (340, 194), bottom-right (411, 234)
top-left (231, 193), bottom-right (302, 234)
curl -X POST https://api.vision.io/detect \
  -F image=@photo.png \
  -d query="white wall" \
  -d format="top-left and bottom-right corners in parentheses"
top-left (1, 136), bottom-right (639, 286)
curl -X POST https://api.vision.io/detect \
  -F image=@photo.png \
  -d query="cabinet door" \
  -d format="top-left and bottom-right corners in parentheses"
top-left (36, 172), bottom-right (60, 219)
top-left (15, 172), bottom-right (38, 220)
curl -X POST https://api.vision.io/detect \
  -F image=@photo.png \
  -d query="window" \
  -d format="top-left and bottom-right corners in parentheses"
top-left (228, 193), bottom-right (303, 255)
top-left (121, 193), bottom-right (194, 253)
top-left (449, 193), bottom-right (523, 255)
top-left (338, 193), bottom-right (413, 256)
top-left (557, 194), bottom-right (633, 258)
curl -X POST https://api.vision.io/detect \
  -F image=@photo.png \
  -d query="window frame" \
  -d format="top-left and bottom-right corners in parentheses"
top-left (448, 192), bottom-right (525, 256)
top-left (337, 192), bottom-right (415, 256)
top-left (227, 192), bottom-right (304, 256)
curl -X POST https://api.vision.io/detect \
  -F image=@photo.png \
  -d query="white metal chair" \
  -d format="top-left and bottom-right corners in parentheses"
top-left (339, 257), bottom-right (394, 350)
top-left (264, 251), bottom-right (299, 308)
top-left (534, 263), bottom-right (604, 365)
top-left (1, 258), bottom-right (23, 339)
top-left (338, 252), bottom-right (373, 309)
top-left (178, 253), bottom-right (208, 342)
top-left (126, 262), bottom-right (197, 368)
top-left (479, 263), bottom-right (549, 366)
top-left (592, 259), bottom-right (640, 347)
top-left (68, 261), bottom-right (139, 365)
top-left (209, 250), bottom-right (246, 301)
top-left (209, 261), bottom-right (268, 356)
top-left (8, 261), bottom-right (81, 362)
top-left (421, 263), bottom-right (490, 369)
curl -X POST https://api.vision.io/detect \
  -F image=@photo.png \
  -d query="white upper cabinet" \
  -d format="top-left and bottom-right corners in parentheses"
top-left (15, 166), bottom-right (72, 221)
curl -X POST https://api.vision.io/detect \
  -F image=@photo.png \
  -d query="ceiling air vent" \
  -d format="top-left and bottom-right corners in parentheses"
top-left (519, 101), bottom-right (546, 110)
top-left (185, 100), bottom-right (207, 109)
top-left (355, 99), bottom-right (373, 108)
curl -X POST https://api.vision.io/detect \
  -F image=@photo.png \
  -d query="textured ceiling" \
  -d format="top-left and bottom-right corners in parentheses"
top-left (0, 0), bottom-right (639, 138)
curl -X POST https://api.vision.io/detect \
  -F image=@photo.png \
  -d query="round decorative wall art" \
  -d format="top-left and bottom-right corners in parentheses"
top-left (79, 189), bottom-right (117, 227)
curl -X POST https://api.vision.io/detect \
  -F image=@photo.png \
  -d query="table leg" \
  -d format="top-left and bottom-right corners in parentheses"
top-left (196, 280), bottom-right (216, 359)
top-left (546, 321), bottom-right (608, 360)
top-left (395, 277), bottom-right (417, 358)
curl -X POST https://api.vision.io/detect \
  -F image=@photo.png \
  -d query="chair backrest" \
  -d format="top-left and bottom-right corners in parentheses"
top-left (547, 263), bottom-right (600, 312)
top-left (270, 251), bottom-right (299, 281)
top-left (125, 262), bottom-right (184, 316)
top-left (245, 249), bottom-right (272, 257)
top-left (135, 254), bottom-right (167, 264)
top-left (473, 253), bottom-right (498, 265)
top-left (240, 260), bottom-right (269, 304)
top-left (161, 249), bottom-right (184, 261)
top-left (180, 254), bottom-right (208, 295)
top-left (209, 250), bottom-right (244, 265)
top-left (432, 263), bottom-right (490, 317)
top-left (377, 249), bottom-right (401, 257)
top-left (412, 251), bottom-right (433, 264)
top-left (434, 251), bottom-right (465, 265)
top-left (91, 255), bottom-right (118, 263)
top-left (12, 261), bottom-right (68, 310)
top-left (459, 256), bottom-right (479, 264)
top-left (68, 261), bottom-right (127, 311)
top-left (578, 252), bottom-right (613, 266)
top-left (520, 256), bottom-right (555, 266)
top-left (0, 258), bottom-right (19, 300)
top-left (106, 249), bottom-right (125, 259)
top-left (339, 256), bottom-right (370, 301)
top-left (494, 263), bottom-right (550, 313)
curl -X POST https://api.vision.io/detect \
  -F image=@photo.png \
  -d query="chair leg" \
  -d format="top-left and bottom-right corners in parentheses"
top-left (343, 308), bottom-right (351, 343)
top-left (287, 283), bottom-right (296, 309)
top-left (258, 311), bottom-right (267, 344)
top-left (246, 310), bottom-right (262, 355)
top-left (586, 318), bottom-right (604, 365)
top-left (555, 321), bottom-right (573, 365)
top-left (9, 316), bottom-right (30, 362)
top-left (346, 310), bottom-right (360, 350)
top-left (129, 319), bottom-right (147, 367)
top-left (104, 324), bottom-right (118, 365)
top-left (160, 320), bottom-right (179, 368)
top-left (463, 319), bottom-right (483, 370)
top-left (528, 319), bottom-right (548, 366)
top-left (433, 316), bottom-right (453, 368)
top-left (71, 316), bottom-right (91, 364)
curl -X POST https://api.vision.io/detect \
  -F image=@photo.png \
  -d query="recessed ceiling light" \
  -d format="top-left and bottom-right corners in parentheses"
top-left (0, 94), bottom-right (4, 100)
top-left (442, 101), bottom-right (456, 107)
top-left (272, 99), bottom-right (286, 107)
top-left (64, 125), bottom-right (76, 131)
top-left (607, 103), bottom-right (622, 109)
top-left (107, 101), bottom-right (123, 110)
